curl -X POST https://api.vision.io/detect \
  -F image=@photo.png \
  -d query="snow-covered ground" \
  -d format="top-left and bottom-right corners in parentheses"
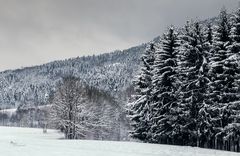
top-left (0, 126), bottom-right (239, 156)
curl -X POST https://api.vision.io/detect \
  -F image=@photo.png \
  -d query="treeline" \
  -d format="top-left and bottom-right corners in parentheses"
top-left (128, 7), bottom-right (240, 152)
top-left (0, 76), bottom-right (129, 141)
top-left (0, 106), bottom-right (48, 128)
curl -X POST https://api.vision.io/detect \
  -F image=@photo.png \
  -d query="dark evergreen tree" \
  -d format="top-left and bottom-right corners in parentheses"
top-left (207, 8), bottom-right (240, 150)
top-left (212, 7), bottom-right (231, 59)
top-left (219, 8), bottom-right (240, 152)
top-left (206, 23), bottom-right (213, 45)
top-left (229, 8), bottom-right (240, 54)
top-left (204, 23), bottom-right (214, 56)
top-left (150, 27), bottom-right (180, 144)
top-left (195, 22), bottom-right (217, 149)
top-left (178, 21), bottom-right (210, 146)
top-left (128, 43), bottom-right (156, 142)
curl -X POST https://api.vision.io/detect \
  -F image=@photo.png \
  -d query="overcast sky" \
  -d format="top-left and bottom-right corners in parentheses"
top-left (0, 0), bottom-right (238, 71)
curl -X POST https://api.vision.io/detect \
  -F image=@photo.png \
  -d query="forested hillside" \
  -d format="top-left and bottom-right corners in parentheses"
top-left (0, 44), bottom-right (146, 109)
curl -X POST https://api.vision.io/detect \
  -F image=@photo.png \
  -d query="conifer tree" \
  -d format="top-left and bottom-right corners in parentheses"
top-left (196, 22), bottom-right (216, 149)
top-left (229, 8), bottom-right (240, 54)
top-left (150, 27), bottom-right (180, 144)
top-left (204, 23), bottom-right (214, 56)
top-left (178, 21), bottom-right (210, 146)
top-left (128, 43), bottom-right (156, 142)
top-left (212, 7), bottom-right (231, 59)
top-left (206, 23), bottom-right (213, 45)
top-left (207, 8), bottom-right (240, 150)
top-left (219, 8), bottom-right (240, 151)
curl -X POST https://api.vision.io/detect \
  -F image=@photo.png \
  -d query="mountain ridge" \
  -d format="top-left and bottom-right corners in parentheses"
top-left (0, 42), bottom-right (147, 109)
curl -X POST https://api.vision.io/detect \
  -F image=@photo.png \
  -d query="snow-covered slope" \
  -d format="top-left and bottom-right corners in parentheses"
top-left (0, 44), bottom-right (146, 109)
top-left (0, 126), bottom-right (238, 156)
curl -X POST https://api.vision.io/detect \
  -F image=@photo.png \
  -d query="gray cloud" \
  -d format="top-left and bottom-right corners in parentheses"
top-left (0, 0), bottom-right (238, 71)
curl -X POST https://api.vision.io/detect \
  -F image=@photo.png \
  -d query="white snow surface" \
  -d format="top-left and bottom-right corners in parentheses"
top-left (0, 126), bottom-right (239, 156)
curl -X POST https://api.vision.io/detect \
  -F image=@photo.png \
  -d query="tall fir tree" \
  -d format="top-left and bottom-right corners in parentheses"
top-left (207, 8), bottom-right (240, 150)
top-left (178, 21), bottom-right (210, 146)
top-left (204, 23), bottom-right (214, 56)
top-left (150, 27), bottom-right (180, 144)
top-left (220, 7), bottom-right (240, 151)
top-left (206, 23), bottom-right (213, 45)
top-left (212, 7), bottom-right (232, 59)
top-left (229, 8), bottom-right (240, 54)
top-left (128, 42), bottom-right (156, 142)
top-left (196, 22), bottom-right (216, 149)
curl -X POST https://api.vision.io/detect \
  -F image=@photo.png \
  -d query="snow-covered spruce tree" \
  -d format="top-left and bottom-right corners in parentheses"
top-left (212, 7), bottom-right (231, 60)
top-left (209, 54), bottom-right (240, 151)
top-left (208, 7), bottom-right (231, 146)
top-left (128, 43), bottom-right (156, 142)
top-left (206, 23), bottom-right (213, 45)
top-left (219, 8), bottom-right (240, 152)
top-left (219, 56), bottom-right (240, 152)
top-left (229, 8), bottom-right (240, 55)
top-left (208, 8), bottom-right (240, 150)
top-left (150, 27), bottom-right (180, 144)
top-left (194, 23), bottom-right (216, 149)
top-left (51, 76), bottom-right (89, 139)
top-left (204, 23), bottom-right (214, 56)
top-left (178, 21), bottom-right (210, 146)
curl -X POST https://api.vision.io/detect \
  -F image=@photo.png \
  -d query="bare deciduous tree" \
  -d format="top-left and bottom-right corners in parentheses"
top-left (51, 76), bottom-right (89, 139)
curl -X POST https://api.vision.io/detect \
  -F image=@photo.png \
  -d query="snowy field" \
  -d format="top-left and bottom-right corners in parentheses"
top-left (0, 126), bottom-right (239, 156)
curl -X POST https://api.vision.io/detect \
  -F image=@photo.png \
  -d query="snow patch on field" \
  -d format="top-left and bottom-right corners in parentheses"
top-left (0, 126), bottom-right (239, 156)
